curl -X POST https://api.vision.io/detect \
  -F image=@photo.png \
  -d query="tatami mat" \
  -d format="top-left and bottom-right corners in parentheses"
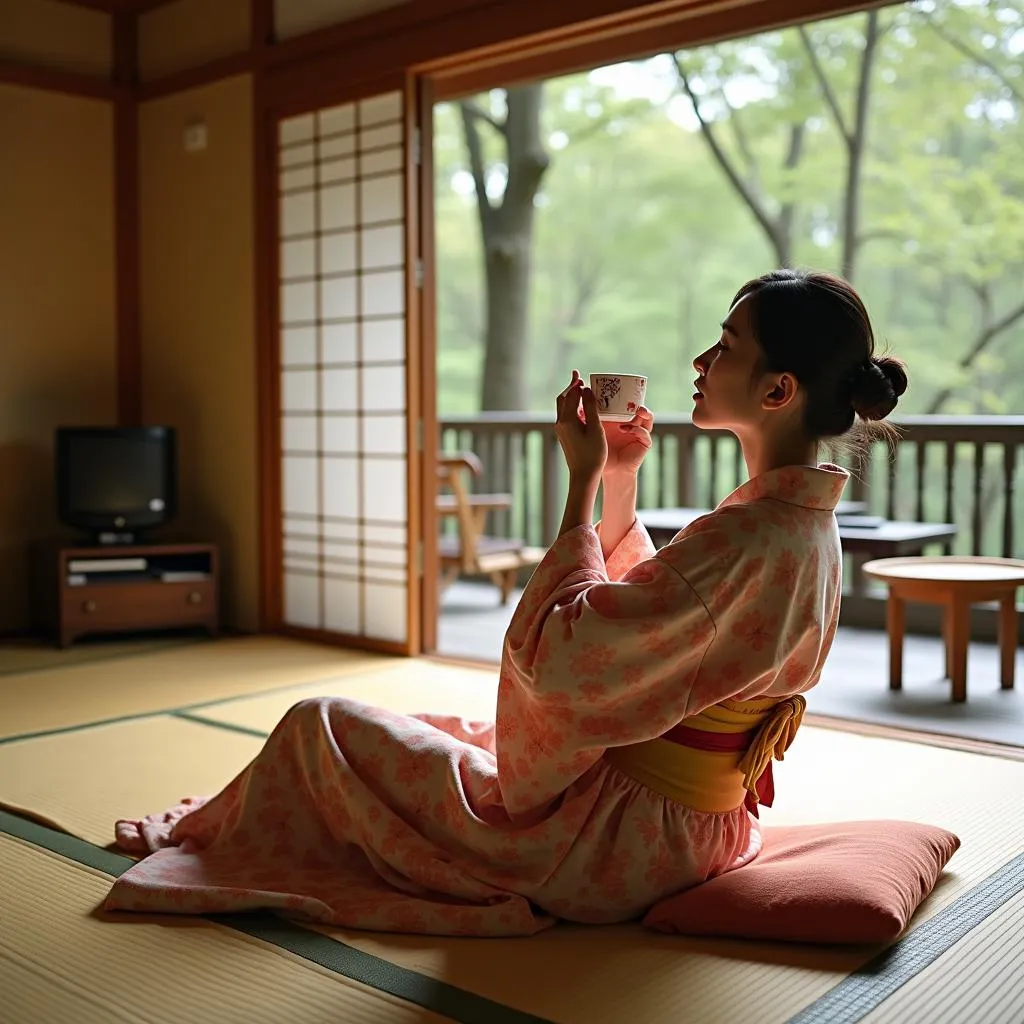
top-left (329, 920), bottom-right (872, 1024)
top-left (0, 832), bottom-right (455, 1024)
top-left (860, 889), bottom-right (1024, 1024)
top-left (1, 635), bottom-right (393, 740)
top-left (2, 669), bottom-right (1023, 1024)
top-left (0, 716), bottom-right (265, 846)
top-left (3, 640), bottom-right (1022, 1024)
top-left (0, 635), bottom-right (199, 677)
top-left (0, 663), bottom-right (494, 848)
top-left (190, 657), bottom-right (500, 730)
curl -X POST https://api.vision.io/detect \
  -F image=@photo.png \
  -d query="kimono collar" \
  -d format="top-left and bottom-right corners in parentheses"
top-left (718, 463), bottom-right (850, 513)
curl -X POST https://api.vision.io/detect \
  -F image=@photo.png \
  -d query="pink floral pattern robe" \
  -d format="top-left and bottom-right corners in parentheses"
top-left (105, 463), bottom-right (848, 936)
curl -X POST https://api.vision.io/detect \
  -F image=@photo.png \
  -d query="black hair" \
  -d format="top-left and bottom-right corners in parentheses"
top-left (732, 268), bottom-right (908, 439)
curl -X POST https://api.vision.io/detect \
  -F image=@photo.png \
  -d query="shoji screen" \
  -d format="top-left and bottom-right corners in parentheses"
top-left (277, 90), bottom-right (412, 648)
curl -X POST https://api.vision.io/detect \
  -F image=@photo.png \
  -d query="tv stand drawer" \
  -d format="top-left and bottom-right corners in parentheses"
top-left (62, 581), bottom-right (216, 634)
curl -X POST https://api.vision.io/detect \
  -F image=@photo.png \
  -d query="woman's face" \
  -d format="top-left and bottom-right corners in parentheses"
top-left (691, 294), bottom-right (774, 433)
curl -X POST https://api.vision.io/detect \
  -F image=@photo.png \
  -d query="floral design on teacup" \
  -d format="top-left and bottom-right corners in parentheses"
top-left (596, 377), bottom-right (622, 410)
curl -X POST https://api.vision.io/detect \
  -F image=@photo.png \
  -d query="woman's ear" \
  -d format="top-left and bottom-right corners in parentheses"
top-left (762, 372), bottom-right (800, 411)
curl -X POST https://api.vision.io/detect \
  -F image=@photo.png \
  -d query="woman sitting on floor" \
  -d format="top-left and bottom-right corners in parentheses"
top-left (106, 268), bottom-right (908, 936)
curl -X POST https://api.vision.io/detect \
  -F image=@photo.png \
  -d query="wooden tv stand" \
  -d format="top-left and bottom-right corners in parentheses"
top-left (34, 541), bottom-right (219, 648)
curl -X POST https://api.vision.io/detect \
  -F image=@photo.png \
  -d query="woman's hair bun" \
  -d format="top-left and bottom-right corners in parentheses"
top-left (850, 356), bottom-right (908, 422)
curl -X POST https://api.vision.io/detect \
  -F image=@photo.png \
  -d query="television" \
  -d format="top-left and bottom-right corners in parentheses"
top-left (55, 426), bottom-right (178, 545)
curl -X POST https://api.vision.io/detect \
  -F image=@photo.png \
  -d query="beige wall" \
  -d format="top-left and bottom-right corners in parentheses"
top-left (274, 0), bottom-right (409, 40)
top-left (0, 0), bottom-right (111, 77)
top-left (0, 85), bottom-right (116, 634)
top-left (138, 0), bottom-right (250, 81)
top-left (138, 75), bottom-right (259, 632)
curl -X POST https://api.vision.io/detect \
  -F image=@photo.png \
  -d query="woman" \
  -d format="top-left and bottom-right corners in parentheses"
top-left (106, 269), bottom-right (908, 936)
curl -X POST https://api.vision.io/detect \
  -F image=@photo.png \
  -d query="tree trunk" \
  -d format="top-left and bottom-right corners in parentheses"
top-left (460, 85), bottom-right (550, 412)
top-left (481, 241), bottom-right (534, 410)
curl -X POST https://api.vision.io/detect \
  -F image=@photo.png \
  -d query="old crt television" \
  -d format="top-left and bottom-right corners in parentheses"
top-left (55, 427), bottom-right (177, 543)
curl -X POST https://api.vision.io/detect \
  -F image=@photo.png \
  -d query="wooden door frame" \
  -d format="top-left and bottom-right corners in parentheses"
top-left (415, 76), bottom-right (441, 655)
top-left (422, 0), bottom-right (895, 99)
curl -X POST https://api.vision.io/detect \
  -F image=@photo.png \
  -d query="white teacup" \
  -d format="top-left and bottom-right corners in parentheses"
top-left (590, 373), bottom-right (647, 422)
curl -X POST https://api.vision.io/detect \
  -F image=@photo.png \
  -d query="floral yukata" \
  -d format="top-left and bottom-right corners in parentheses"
top-left (105, 463), bottom-right (848, 936)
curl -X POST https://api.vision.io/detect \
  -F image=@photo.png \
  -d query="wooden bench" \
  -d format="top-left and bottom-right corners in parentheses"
top-left (436, 452), bottom-right (546, 604)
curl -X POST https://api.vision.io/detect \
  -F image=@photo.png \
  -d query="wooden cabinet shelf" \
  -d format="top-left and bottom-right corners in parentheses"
top-left (33, 542), bottom-right (220, 648)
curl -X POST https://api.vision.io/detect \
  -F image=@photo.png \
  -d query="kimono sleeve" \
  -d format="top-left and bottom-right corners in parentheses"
top-left (595, 516), bottom-right (657, 582)
top-left (500, 525), bottom-right (716, 748)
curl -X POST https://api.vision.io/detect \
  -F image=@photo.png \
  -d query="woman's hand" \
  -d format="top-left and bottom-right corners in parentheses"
top-left (555, 370), bottom-right (607, 487)
top-left (603, 407), bottom-right (654, 478)
top-left (554, 371), bottom-right (604, 538)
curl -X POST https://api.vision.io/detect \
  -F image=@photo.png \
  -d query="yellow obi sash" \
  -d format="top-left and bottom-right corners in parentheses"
top-left (604, 695), bottom-right (806, 815)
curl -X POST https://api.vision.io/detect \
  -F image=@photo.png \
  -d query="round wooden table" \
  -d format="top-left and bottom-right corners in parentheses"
top-left (862, 556), bottom-right (1024, 703)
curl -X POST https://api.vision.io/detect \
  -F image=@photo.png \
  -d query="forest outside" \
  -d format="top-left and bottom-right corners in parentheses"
top-left (433, 0), bottom-right (1024, 422)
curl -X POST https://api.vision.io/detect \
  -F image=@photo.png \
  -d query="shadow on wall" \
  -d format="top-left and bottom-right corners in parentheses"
top-left (145, 382), bottom-right (257, 634)
top-left (0, 438), bottom-right (59, 633)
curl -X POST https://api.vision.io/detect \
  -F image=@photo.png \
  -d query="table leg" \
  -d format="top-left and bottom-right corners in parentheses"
top-left (851, 554), bottom-right (868, 597)
top-left (943, 611), bottom-right (952, 680)
top-left (998, 596), bottom-right (1017, 690)
top-left (887, 592), bottom-right (904, 691)
top-left (947, 598), bottom-right (970, 703)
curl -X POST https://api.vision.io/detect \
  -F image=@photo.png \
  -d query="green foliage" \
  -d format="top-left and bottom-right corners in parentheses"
top-left (434, 0), bottom-right (1024, 417)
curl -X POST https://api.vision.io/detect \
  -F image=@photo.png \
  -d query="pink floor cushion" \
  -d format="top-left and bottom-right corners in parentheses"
top-left (643, 820), bottom-right (961, 944)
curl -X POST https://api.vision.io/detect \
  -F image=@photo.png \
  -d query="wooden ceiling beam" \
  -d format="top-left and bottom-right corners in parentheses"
top-left (55, 0), bottom-right (178, 14)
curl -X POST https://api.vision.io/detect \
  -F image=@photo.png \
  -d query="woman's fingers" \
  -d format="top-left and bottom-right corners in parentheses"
top-left (619, 424), bottom-right (653, 447)
top-left (579, 386), bottom-right (600, 426)
top-left (558, 370), bottom-right (580, 398)
top-left (555, 370), bottom-right (583, 418)
top-left (558, 380), bottom-right (583, 424)
top-left (630, 406), bottom-right (654, 429)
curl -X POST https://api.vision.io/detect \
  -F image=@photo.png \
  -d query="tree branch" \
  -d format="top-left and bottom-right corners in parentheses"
top-left (856, 227), bottom-right (906, 247)
top-left (715, 83), bottom-right (758, 174)
top-left (461, 100), bottom-right (507, 136)
top-left (458, 101), bottom-right (495, 229)
top-left (545, 248), bottom-right (603, 395)
top-left (798, 25), bottom-right (851, 145)
top-left (671, 54), bottom-right (787, 264)
top-left (926, 292), bottom-right (1024, 413)
top-left (923, 15), bottom-right (1024, 105)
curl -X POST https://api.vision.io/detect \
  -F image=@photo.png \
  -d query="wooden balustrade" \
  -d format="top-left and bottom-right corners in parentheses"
top-left (439, 413), bottom-right (1024, 567)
